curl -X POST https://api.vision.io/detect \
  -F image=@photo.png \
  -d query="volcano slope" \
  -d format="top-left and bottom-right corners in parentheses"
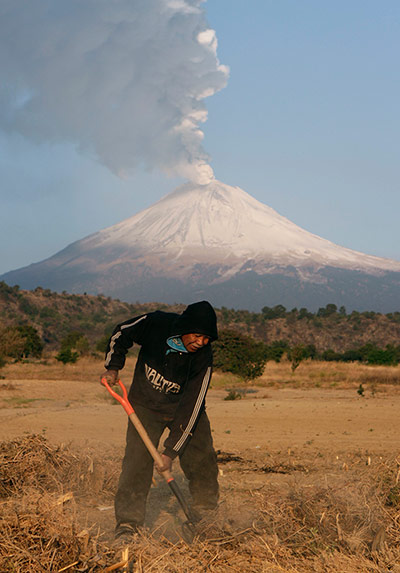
top-left (2, 179), bottom-right (400, 311)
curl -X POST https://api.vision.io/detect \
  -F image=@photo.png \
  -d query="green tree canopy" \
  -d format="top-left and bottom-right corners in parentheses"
top-left (0, 324), bottom-right (43, 361)
top-left (261, 305), bottom-right (287, 319)
top-left (213, 329), bottom-right (268, 382)
top-left (59, 331), bottom-right (90, 356)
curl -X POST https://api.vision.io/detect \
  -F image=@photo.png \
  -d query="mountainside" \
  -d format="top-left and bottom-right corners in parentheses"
top-left (2, 180), bottom-right (400, 311)
top-left (1, 282), bottom-right (400, 352)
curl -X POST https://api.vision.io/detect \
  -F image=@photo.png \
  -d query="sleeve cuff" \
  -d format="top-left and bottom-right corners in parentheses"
top-left (163, 446), bottom-right (179, 460)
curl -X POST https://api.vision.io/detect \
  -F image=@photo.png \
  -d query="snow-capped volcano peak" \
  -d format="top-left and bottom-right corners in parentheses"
top-left (81, 179), bottom-right (400, 274)
top-left (2, 178), bottom-right (400, 311)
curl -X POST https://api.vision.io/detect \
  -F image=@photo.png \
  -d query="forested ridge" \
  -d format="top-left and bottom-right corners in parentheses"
top-left (1, 281), bottom-right (400, 360)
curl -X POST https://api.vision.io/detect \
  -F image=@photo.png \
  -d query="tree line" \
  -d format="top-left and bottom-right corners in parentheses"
top-left (1, 321), bottom-right (399, 381)
top-left (213, 329), bottom-right (400, 383)
top-left (1, 280), bottom-right (400, 378)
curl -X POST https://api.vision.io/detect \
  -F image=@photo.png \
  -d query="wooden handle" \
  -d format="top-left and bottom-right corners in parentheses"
top-left (102, 379), bottom-right (173, 481)
top-left (128, 411), bottom-right (173, 482)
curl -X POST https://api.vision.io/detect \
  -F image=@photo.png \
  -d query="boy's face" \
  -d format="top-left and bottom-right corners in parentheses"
top-left (181, 333), bottom-right (210, 353)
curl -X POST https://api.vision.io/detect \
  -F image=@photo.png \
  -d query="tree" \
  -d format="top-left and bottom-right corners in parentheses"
top-left (265, 340), bottom-right (290, 363)
top-left (58, 331), bottom-right (90, 358)
top-left (298, 307), bottom-right (313, 320)
top-left (261, 305), bottom-right (287, 319)
top-left (317, 303), bottom-right (338, 317)
top-left (75, 336), bottom-right (90, 356)
top-left (303, 344), bottom-right (317, 360)
top-left (213, 329), bottom-right (268, 382)
top-left (95, 334), bottom-right (111, 354)
top-left (366, 346), bottom-right (398, 366)
top-left (55, 348), bottom-right (79, 364)
top-left (321, 349), bottom-right (340, 362)
top-left (0, 327), bottom-right (25, 360)
top-left (15, 325), bottom-right (43, 358)
top-left (288, 345), bottom-right (308, 372)
top-left (0, 324), bottom-right (42, 360)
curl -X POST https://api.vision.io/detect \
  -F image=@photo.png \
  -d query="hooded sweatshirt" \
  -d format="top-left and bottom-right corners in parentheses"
top-left (104, 301), bottom-right (218, 458)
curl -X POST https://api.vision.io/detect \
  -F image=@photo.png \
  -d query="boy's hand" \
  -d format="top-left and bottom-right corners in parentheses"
top-left (100, 369), bottom-right (119, 386)
top-left (156, 454), bottom-right (172, 474)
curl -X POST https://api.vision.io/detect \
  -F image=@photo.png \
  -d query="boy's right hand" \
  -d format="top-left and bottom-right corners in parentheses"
top-left (100, 369), bottom-right (119, 386)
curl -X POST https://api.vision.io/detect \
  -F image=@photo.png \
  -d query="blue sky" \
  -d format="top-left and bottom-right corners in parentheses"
top-left (1, 0), bottom-right (399, 275)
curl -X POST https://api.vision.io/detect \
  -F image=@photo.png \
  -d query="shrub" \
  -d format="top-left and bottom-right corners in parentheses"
top-left (366, 347), bottom-right (398, 366)
top-left (321, 343), bottom-right (400, 366)
top-left (337, 349), bottom-right (360, 362)
top-left (224, 390), bottom-right (242, 401)
top-left (74, 336), bottom-right (90, 356)
top-left (0, 324), bottom-right (42, 360)
top-left (261, 305), bottom-right (287, 319)
top-left (95, 334), bottom-right (111, 354)
top-left (15, 325), bottom-right (43, 358)
top-left (317, 303), bottom-right (338, 317)
top-left (59, 331), bottom-right (90, 357)
top-left (0, 327), bottom-right (25, 359)
top-left (321, 349), bottom-right (340, 362)
top-left (55, 348), bottom-right (79, 364)
top-left (18, 298), bottom-right (39, 317)
top-left (288, 345), bottom-right (308, 372)
top-left (39, 307), bottom-right (59, 319)
top-left (213, 329), bottom-right (268, 382)
top-left (297, 308), bottom-right (314, 320)
top-left (265, 340), bottom-right (290, 363)
top-left (304, 344), bottom-right (317, 359)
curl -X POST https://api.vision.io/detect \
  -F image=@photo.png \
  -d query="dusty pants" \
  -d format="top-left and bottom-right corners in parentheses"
top-left (114, 404), bottom-right (219, 529)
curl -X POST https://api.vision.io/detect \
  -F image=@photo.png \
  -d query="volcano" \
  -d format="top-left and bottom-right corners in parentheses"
top-left (2, 180), bottom-right (400, 311)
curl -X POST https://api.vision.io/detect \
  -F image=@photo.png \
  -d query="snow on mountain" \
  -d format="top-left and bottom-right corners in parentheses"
top-left (2, 179), bottom-right (400, 311)
top-left (74, 179), bottom-right (400, 277)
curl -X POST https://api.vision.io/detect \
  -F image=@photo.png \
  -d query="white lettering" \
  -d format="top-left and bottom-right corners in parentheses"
top-left (145, 364), bottom-right (180, 394)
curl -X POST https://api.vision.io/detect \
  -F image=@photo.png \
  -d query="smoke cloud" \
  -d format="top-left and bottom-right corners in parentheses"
top-left (0, 0), bottom-right (228, 184)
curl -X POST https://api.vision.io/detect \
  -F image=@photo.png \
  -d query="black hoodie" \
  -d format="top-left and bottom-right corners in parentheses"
top-left (104, 301), bottom-right (218, 458)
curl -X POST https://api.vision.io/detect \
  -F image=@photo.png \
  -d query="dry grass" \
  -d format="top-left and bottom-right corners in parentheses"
top-left (2, 435), bottom-right (400, 571)
top-left (255, 359), bottom-right (400, 392)
top-left (2, 357), bottom-right (400, 570)
top-left (0, 434), bottom-right (117, 498)
top-left (2, 355), bottom-right (400, 394)
top-left (0, 355), bottom-right (140, 406)
top-left (210, 359), bottom-right (400, 396)
top-left (0, 434), bottom-right (119, 572)
top-left (0, 355), bottom-right (108, 382)
top-left (360, 369), bottom-right (400, 387)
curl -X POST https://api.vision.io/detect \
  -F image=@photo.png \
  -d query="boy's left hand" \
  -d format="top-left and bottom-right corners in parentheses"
top-left (156, 454), bottom-right (172, 473)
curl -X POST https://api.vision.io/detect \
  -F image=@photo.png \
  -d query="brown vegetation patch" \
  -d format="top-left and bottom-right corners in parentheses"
top-left (0, 491), bottom-right (104, 572)
top-left (0, 435), bottom-right (120, 571)
top-left (361, 369), bottom-right (400, 386)
top-left (2, 435), bottom-right (400, 571)
top-left (0, 434), bottom-right (117, 499)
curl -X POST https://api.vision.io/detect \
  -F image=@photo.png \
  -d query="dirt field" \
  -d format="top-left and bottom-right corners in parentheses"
top-left (1, 357), bottom-right (400, 571)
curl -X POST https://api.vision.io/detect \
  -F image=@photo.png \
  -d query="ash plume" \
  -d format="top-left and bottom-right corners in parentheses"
top-left (0, 0), bottom-right (228, 184)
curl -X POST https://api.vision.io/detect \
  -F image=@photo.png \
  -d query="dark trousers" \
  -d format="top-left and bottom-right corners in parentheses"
top-left (115, 404), bottom-right (219, 528)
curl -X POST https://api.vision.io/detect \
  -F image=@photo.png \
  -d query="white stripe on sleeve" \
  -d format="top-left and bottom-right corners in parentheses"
top-left (172, 366), bottom-right (211, 453)
top-left (104, 315), bottom-right (147, 367)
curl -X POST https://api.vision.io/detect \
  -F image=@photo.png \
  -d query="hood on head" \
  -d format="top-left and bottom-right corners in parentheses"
top-left (173, 301), bottom-right (218, 341)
